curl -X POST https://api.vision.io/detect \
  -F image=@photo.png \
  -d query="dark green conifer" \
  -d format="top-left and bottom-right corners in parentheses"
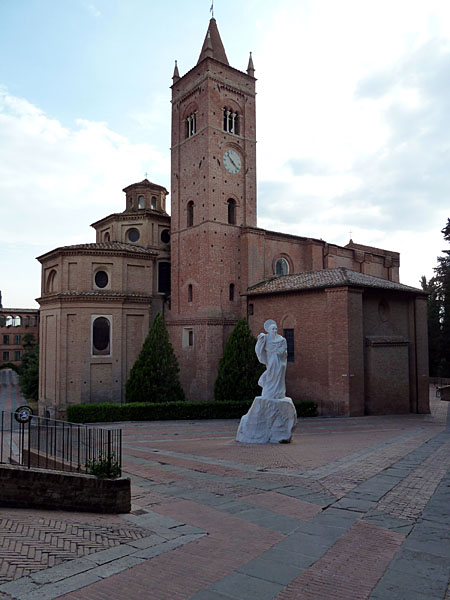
top-left (125, 312), bottom-right (185, 403)
top-left (214, 318), bottom-right (264, 402)
top-left (422, 218), bottom-right (450, 377)
top-left (19, 343), bottom-right (39, 401)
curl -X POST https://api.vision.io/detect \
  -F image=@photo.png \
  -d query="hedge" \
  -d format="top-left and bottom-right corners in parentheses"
top-left (66, 399), bottom-right (318, 424)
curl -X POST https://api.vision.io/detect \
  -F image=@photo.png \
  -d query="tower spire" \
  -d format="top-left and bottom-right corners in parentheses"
top-left (197, 18), bottom-right (229, 65)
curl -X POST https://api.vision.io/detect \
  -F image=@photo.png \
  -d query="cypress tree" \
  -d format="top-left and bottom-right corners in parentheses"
top-left (125, 312), bottom-right (185, 403)
top-left (19, 343), bottom-right (39, 401)
top-left (214, 318), bottom-right (264, 402)
top-left (422, 218), bottom-right (450, 377)
top-left (435, 218), bottom-right (450, 376)
top-left (421, 275), bottom-right (442, 377)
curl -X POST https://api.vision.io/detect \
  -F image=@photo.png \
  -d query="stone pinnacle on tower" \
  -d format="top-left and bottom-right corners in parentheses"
top-left (172, 60), bottom-right (180, 83)
top-left (197, 18), bottom-right (229, 65)
top-left (247, 52), bottom-right (255, 77)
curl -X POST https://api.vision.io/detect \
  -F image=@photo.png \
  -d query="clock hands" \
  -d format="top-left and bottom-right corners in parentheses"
top-left (224, 151), bottom-right (241, 173)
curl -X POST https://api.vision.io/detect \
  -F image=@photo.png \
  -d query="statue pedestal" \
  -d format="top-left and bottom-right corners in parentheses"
top-left (236, 397), bottom-right (297, 444)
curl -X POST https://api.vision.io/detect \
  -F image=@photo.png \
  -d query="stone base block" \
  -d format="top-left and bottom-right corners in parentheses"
top-left (236, 396), bottom-right (297, 444)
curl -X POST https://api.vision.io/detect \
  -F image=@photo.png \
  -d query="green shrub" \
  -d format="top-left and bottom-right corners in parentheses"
top-left (214, 318), bottom-right (264, 402)
top-left (67, 399), bottom-right (318, 424)
top-left (86, 452), bottom-right (121, 479)
top-left (125, 311), bottom-right (184, 403)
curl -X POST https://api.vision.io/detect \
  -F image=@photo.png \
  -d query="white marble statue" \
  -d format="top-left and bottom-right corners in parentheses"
top-left (255, 320), bottom-right (288, 399)
top-left (236, 320), bottom-right (297, 444)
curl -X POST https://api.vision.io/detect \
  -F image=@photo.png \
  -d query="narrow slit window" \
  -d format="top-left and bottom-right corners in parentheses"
top-left (187, 201), bottom-right (194, 227)
top-left (229, 283), bottom-right (235, 301)
top-left (284, 329), bottom-right (295, 362)
top-left (227, 198), bottom-right (236, 224)
top-left (158, 262), bottom-right (171, 295)
top-left (188, 284), bottom-right (193, 303)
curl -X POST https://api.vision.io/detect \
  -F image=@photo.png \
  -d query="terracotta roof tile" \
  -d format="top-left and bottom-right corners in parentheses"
top-left (246, 268), bottom-right (425, 296)
top-left (60, 242), bottom-right (154, 254)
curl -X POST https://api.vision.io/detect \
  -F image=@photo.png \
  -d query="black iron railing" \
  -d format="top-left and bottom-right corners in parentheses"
top-left (0, 411), bottom-right (122, 476)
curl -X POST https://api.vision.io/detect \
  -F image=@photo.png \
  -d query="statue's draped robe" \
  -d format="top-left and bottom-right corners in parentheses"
top-left (255, 333), bottom-right (287, 399)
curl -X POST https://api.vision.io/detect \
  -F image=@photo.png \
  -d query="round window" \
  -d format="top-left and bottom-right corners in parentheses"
top-left (161, 229), bottom-right (170, 244)
top-left (95, 270), bottom-right (108, 288)
top-left (127, 228), bottom-right (140, 242)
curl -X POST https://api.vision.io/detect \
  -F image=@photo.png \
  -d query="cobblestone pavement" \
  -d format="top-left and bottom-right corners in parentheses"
top-left (0, 386), bottom-right (449, 599)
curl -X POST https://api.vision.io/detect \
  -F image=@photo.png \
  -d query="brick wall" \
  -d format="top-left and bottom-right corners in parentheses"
top-left (0, 464), bottom-right (131, 513)
top-left (248, 285), bottom-right (429, 416)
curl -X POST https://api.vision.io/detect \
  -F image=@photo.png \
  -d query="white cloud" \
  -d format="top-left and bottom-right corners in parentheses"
top-left (252, 0), bottom-right (450, 287)
top-left (0, 88), bottom-right (169, 307)
top-left (85, 3), bottom-right (101, 18)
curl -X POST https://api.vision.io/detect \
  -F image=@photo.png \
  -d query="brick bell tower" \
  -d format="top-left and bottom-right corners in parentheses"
top-left (167, 18), bottom-right (257, 401)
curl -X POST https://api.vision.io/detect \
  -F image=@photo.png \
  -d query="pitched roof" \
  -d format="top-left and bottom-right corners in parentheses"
top-left (246, 268), bottom-right (425, 296)
top-left (197, 18), bottom-right (229, 65)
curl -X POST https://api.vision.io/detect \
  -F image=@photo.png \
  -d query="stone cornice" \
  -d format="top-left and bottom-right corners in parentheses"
top-left (38, 245), bottom-right (157, 262)
top-left (172, 68), bottom-right (255, 105)
top-left (91, 210), bottom-right (170, 228)
top-left (37, 292), bottom-right (153, 306)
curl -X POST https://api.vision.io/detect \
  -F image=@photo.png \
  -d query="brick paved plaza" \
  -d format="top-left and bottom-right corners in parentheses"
top-left (0, 374), bottom-right (449, 599)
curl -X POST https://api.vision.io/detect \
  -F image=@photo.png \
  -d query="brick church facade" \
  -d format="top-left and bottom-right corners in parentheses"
top-left (37, 19), bottom-right (429, 418)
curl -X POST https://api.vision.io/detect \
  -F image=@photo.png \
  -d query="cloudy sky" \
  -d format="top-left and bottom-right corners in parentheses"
top-left (1, 0), bottom-right (449, 308)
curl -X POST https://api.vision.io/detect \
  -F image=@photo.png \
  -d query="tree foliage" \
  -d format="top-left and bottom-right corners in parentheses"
top-left (214, 318), bottom-right (264, 402)
top-left (125, 312), bottom-right (185, 403)
top-left (22, 333), bottom-right (36, 348)
top-left (18, 343), bottom-right (39, 401)
top-left (422, 218), bottom-right (450, 377)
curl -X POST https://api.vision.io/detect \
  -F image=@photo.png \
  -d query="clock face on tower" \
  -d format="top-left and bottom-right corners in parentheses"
top-left (223, 150), bottom-right (242, 174)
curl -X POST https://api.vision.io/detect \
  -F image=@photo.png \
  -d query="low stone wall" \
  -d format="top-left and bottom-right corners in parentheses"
top-left (0, 464), bottom-right (131, 513)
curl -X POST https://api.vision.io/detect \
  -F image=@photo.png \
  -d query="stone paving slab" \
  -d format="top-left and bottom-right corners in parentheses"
top-left (0, 389), bottom-right (449, 599)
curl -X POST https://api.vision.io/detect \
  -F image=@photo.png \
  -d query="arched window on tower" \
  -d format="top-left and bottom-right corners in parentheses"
top-left (138, 195), bottom-right (145, 209)
top-left (275, 258), bottom-right (290, 276)
top-left (223, 107), bottom-right (239, 135)
top-left (227, 199), bottom-right (236, 225)
top-left (187, 201), bottom-right (194, 227)
top-left (151, 196), bottom-right (157, 210)
top-left (185, 112), bottom-right (197, 138)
